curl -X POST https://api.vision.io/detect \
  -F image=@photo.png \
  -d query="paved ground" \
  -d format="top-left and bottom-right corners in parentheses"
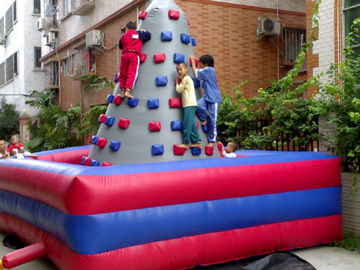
top-left (0, 232), bottom-right (359, 269)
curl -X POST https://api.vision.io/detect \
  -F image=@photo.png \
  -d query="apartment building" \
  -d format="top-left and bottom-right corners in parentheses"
top-left (0, 0), bottom-right (45, 115)
top-left (39, 0), bottom-right (306, 111)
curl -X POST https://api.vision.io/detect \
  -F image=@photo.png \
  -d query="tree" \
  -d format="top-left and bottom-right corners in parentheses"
top-left (0, 98), bottom-right (19, 141)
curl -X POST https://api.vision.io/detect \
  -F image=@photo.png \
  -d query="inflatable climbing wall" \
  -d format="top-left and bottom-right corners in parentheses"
top-left (88, 0), bottom-right (220, 165)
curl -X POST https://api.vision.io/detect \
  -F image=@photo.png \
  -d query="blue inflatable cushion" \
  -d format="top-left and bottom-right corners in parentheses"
top-left (180, 33), bottom-right (191, 44)
top-left (147, 98), bottom-right (160, 109)
top-left (193, 78), bottom-right (200, 88)
top-left (174, 53), bottom-right (185, 64)
top-left (161, 31), bottom-right (172, 41)
top-left (109, 140), bottom-right (121, 151)
top-left (127, 97), bottom-right (139, 108)
top-left (156, 76), bottom-right (168, 86)
top-left (152, 145), bottom-right (164, 155)
top-left (171, 120), bottom-right (183, 131)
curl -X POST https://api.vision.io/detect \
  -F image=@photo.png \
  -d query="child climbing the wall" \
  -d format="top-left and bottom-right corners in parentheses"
top-left (117, 21), bottom-right (151, 99)
top-left (175, 63), bottom-right (202, 149)
top-left (189, 54), bottom-right (222, 147)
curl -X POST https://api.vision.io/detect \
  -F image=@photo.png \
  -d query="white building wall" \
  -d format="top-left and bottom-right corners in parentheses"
top-left (312, 0), bottom-right (335, 82)
top-left (0, 0), bottom-right (45, 115)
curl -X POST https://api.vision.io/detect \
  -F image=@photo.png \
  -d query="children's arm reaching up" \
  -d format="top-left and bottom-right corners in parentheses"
top-left (189, 55), bottom-right (197, 77)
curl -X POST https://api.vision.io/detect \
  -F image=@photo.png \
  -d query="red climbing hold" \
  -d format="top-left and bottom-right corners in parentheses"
top-left (140, 53), bottom-right (147, 63)
top-left (118, 118), bottom-right (130, 129)
top-left (153, 53), bottom-right (166, 63)
top-left (169, 98), bottom-right (181, 108)
top-left (98, 114), bottom-right (107, 123)
top-left (189, 56), bottom-right (199, 67)
top-left (113, 95), bottom-right (123, 105)
top-left (96, 137), bottom-right (108, 148)
top-left (149, 121), bottom-right (161, 132)
top-left (173, 144), bottom-right (186, 155)
top-left (138, 10), bottom-right (147, 20)
top-left (102, 162), bottom-right (113, 166)
top-left (84, 157), bottom-right (92, 166)
top-left (168, 9), bottom-right (180, 20)
top-left (205, 146), bottom-right (214, 156)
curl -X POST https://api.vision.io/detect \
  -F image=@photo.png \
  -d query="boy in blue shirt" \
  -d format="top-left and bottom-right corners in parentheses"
top-left (190, 54), bottom-right (222, 147)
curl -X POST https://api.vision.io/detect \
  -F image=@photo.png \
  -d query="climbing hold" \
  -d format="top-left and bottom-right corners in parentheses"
top-left (138, 10), bottom-right (147, 20)
top-left (118, 118), bottom-right (130, 129)
top-left (173, 53), bottom-right (185, 64)
top-left (147, 98), bottom-right (160, 109)
top-left (173, 144), bottom-right (186, 155)
top-left (191, 147), bottom-right (201, 156)
top-left (205, 146), bottom-right (214, 156)
top-left (91, 136), bottom-right (99, 145)
top-left (98, 114), bottom-right (107, 124)
top-left (168, 9), bottom-right (180, 20)
top-left (91, 159), bottom-right (101, 166)
top-left (161, 31), bottom-right (172, 41)
top-left (104, 116), bottom-right (115, 127)
top-left (96, 137), bottom-right (107, 148)
top-left (216, 142), bottom-right (224, 157)
top-left (140, 53), bottom-right (147, 63)
top-left (109, 140), bottom-right (121, 151)
top-left (191, 37), bottom-right (197, 46)
top-left (113, 95), bottom-right (123, 105)
top-left (107, 94), bottom-right (114, 103)
top-left (193, 78), bottom-right (201, 88)
top-left (169, 98), bottom-right (181, 108)
top-left (189, 56), bottom-right (199, 67)
top-left (156, 76), bottom-right (168, 86)
top-left (196, 122), bottom-right (199, 129)
top-left (114, 74), bottom-right (119, 83)
top-left (187, 18), bottom-right (190, 25)
top-left (180, 33), bottom-right (191, 44)
top-left (152, 145), bottom-right (164, 155)
top-left (82, 156), bottom-right (92, 166)
top-left (127, 97), bottom-right (139, 108)
top-left (153, 53), bottom-right (166, 63)
top-left (149, 121), bottom-right (161, 132)
top-left (201, 123), bottom-right (209, 133)
top-left (171, 120), bottom-right (183, 131)
top-left (102, 162), bottom-right (113, 166)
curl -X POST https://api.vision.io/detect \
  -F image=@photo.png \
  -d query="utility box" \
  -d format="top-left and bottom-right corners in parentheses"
top-left (86, 30), bottom-right (102, 48)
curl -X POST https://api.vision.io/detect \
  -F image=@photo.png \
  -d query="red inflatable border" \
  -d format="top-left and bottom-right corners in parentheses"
top-left (0, 213), bottom-right (342, 270)
top-left (0, 158), bottom-right (341, 215)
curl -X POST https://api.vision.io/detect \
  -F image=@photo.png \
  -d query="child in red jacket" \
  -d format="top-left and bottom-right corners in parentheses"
top-left (118, 21), bottom-right (151, 98)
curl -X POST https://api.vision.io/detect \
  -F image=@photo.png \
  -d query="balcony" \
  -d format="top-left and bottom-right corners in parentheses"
top-left (72, 0), bottom-right (95, 16)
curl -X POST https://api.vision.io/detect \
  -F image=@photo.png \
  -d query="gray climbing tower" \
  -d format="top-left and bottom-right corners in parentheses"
top-left (87, 0), bottom-right (220, 165)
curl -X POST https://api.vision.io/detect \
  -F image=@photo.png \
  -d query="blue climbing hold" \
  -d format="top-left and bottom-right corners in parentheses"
top-left (104, 116), bottom-right (115, 127)
top-left (107, 94), bottom-right (114, 103)
top-left (161, 31), bottom-right (172, 41)
top-left (191, 37), bottom-right (197, 46)
top-left (109, 140), bottom-right (121, 151)
top-left (191, 147), bottom-right (201, 156)
top-left (174, 53), bottom-right (185, 64)
top-left (91, 136), bottom-right (99, 145)
top-left (171, 120), bottom-right (183, 131)
top-left (156, 76), bottom-right (168, 86)
top-left (91, 159), bottom-right (101, 166)
top-left (147, 98), bottom-right (160, 109)
top-left (202, 123), bottom-right (209, 133)
top-left (127, 97), bottom-right (139, 108)
top-left (152, 144), bottom-right (164, 155)
top-left (180, 33), bottom-right (191, 44)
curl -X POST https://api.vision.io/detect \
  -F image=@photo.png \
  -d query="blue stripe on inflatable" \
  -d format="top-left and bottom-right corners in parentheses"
top-left (0, 151), bottom-right (338, 176)
top-left (0, 186), bottom-right (341, 254)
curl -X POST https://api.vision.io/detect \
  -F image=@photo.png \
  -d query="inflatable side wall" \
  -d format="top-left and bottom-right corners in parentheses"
top-left (0, 147), bottom-right (342, 269)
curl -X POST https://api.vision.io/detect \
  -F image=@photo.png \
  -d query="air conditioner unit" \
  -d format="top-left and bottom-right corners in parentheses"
top-left (37, 18), bottom-right (45, 31)
top-left (46, 31), bottom-right (56, 46)
top-left (86, 29), bottom-right (102, 48)
top-left (257, 17), bottom-right (280, 39)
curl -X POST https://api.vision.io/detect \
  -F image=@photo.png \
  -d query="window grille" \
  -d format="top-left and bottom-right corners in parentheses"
top-left (35, 47), bottom-right (42, 68)
top-left (34, 0), bottom-right (41, 14)
top-left (283, 28), bottom-right (305, 62)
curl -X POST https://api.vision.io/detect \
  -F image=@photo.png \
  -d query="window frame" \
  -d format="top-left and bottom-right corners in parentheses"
top-left (33, 0), bottom-right (41, 15)
top-left (282, 27), bottom-right (306, 63)
top-left (343, 1), bottom-right (360, 54)
top-left (34, 47), bottom-right (42, 69)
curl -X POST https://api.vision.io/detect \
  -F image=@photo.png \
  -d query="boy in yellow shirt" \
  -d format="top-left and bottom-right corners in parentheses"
top-left (175, 63), bottom-right (201, 149)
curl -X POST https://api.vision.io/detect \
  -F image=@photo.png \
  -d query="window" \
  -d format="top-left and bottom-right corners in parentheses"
top-left (0, 17), bottom-right (4, 38)
top-left (62, 0), bottom-right (71, 17)
top-left (5, 53), bottom-right (17, 82)
top-left (283, 28), bottom-right (305, 62)
top-left (343, 0), bottom-right (360, 55)
top-left (34, 0), bottom-right (41, 14)
top-left (0, 63), bottom-right (4, 86)
top-left (4, 1), bottom-right (17, 35)
top-left (34, 47), bottom-right (42, 68)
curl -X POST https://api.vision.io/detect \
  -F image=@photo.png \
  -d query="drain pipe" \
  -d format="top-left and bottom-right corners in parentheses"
top-left (0, 242), bottom-right (46, 269)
